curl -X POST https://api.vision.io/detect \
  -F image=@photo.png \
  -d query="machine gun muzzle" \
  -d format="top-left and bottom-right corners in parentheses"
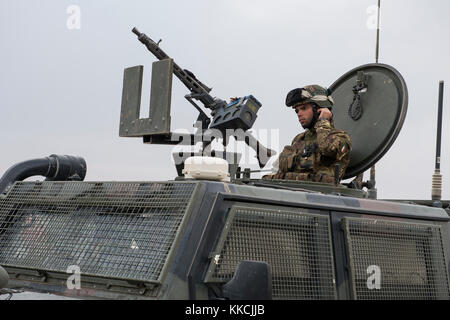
top-left (132, 27), bottom-right (145, 41)
top-left (132, 27), bottom-right (167, 61)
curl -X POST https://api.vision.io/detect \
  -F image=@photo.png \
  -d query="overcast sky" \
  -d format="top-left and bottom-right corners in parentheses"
top-left (0, 0), bottom-right (449, 200)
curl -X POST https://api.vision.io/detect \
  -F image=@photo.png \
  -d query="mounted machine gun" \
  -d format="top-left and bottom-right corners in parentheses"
top-left (119, 28), bottom-right (276, 175)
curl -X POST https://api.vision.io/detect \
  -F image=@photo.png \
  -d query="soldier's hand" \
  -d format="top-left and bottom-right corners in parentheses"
top-left (317, 108), bottom-right (332, 120)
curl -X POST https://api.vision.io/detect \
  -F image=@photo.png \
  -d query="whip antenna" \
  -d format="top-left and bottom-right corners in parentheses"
top-left (369, 0), bottom-right (381, 189)
top-left (432, 81), bottom-right (444, 203)
top-left (375, 0), bottom-right (381, 63)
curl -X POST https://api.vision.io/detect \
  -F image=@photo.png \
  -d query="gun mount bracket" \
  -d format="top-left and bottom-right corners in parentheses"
top-left (119, 59), bottom-right (173, 137)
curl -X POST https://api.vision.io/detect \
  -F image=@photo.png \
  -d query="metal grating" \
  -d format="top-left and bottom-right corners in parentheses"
top-left (0, 181), bottom-right (197, 284)
top-left (343, 217), bottom-right (450, 300)
top-left (206, 205), bottom-right (336, 299)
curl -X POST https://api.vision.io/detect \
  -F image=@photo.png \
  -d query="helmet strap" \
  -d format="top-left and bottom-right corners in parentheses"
top-left (304, 104), bottom-right (319, 129)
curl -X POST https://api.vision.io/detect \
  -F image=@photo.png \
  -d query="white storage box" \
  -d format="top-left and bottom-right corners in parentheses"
top-left (182, 156), bottom-right (230, 182)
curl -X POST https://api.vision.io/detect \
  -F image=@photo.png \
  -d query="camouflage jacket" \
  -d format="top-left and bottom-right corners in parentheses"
top-left (264, 119), bottom-right (351, 183)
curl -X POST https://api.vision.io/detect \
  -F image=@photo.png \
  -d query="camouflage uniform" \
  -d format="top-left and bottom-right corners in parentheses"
top-left (264, 85), bottom-right (351, 184)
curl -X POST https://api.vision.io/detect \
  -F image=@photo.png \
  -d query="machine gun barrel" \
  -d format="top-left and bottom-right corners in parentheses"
top-left (132, 27), bottom-right (216, 109)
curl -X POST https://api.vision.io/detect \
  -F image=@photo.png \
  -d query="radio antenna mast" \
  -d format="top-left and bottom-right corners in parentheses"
top-left (432, 81), bottom-right (444, 204)
top-left (375, 0), bottom-right (381, 63)
top-left (369, 0), bottom-right (381, 189)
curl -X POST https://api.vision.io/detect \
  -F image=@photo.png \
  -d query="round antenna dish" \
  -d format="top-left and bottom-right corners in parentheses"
top-left (329, 63), bottom-right (408, 179)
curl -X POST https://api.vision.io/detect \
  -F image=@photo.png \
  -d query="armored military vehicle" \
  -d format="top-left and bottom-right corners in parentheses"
top-left (0, 28), bottom-right (448, 301)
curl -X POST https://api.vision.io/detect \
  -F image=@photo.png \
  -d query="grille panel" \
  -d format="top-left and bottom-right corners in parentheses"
top-left (206, 205), bottom-right (336, 299)
top-left (0, 181), bottom-right (197, 283)
top-left (343, 217), bottom-right (450, 300)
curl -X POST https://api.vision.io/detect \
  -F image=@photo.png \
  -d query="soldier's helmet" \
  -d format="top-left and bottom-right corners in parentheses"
top-left (285, 85), bottom-right (334, 110)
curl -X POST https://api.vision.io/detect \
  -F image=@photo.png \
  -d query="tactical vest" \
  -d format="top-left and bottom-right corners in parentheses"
top-left (266, 119), bottom-right (351, 184)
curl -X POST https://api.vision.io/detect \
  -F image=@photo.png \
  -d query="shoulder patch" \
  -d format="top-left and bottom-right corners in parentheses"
top-left (340, 142), bottom-right (348, 154)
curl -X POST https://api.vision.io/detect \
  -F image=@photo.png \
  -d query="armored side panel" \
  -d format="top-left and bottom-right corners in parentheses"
top-left (189, 183), bottom-right (450, 300)
top-left (0, 181), bottom-right (199, 298)
top-left (343, 217), bottom-right (449, 299)
top-left (1, 180), bottom-right (449, 300)
top-left (204, 204), bottom-right (337, 299)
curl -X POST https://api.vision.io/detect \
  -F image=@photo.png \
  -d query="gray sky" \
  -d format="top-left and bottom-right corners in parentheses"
top-left (0, 0), bottom-right (449, 200)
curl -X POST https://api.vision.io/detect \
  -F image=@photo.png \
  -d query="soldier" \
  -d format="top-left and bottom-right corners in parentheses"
top-left (263, 85), bottom-right (351, 183)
